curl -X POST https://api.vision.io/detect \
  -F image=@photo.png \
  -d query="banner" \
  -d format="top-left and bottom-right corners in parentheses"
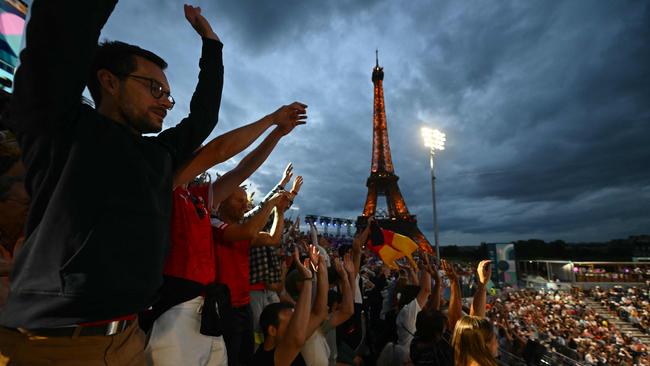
top-left (487, 242), bottom-right (517, 287)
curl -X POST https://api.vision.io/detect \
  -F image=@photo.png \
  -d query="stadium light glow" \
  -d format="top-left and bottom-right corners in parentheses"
top-left (421, 127), bottom-right (446, 152)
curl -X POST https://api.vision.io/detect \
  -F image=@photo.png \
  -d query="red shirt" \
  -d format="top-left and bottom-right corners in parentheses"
top-left (212, 219), bottom-right (251, 307)
top-left (250, 283), bottom-right (266, 291)
top-left (163, 186), bottom-right (215, 285)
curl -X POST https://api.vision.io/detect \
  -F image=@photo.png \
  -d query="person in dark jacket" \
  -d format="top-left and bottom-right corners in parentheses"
top-left (0, 1), bottom-right (223, 365)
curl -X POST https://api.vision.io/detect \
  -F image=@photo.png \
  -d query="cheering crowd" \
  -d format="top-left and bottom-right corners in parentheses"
top-left (487, 288), bottom-right (649, 365)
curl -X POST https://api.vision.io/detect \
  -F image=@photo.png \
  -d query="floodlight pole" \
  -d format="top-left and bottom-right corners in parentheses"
top-left (429, 148), bottom-right (441, 266)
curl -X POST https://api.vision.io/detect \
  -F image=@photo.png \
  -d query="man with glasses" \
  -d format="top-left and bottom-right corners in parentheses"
top-left (0, 2), bottom-right (223, 365)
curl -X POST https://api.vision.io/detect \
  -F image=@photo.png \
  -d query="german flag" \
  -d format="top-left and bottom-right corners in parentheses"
top-left (366, 221), bottom-right (419, 269)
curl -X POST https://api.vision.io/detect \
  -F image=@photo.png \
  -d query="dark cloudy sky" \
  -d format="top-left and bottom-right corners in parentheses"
top-left (92, 0), bottom-right (648, 245)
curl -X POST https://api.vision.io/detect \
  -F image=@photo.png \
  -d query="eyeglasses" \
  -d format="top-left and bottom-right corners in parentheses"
top-left (122, 74), bottom-right (176, 110)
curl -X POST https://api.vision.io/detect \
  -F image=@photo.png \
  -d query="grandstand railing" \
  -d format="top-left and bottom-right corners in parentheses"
top-left (539, 350), bottom-right (584, 366)
top-left (497, 348), bottom-right (526, 366)
top-left (497, 346), bottom-right (585, 366)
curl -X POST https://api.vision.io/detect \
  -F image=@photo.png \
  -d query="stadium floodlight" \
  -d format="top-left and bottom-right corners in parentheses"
top-left (421, 127), bottom-right (446, 152)
top-left (421, 126), bottom-right (446, 265)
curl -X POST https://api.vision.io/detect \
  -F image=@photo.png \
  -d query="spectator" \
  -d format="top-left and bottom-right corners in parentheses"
top-left (0, 2), bottom-right (222, 363)
top-left (144, 107), bottom-right (305, 365)
top-left (452, 260), bottom-right (498, 366)
top-left (409, 259), bottom-right (462, 366)
top-left (254, 246), bottom-right (327, 366)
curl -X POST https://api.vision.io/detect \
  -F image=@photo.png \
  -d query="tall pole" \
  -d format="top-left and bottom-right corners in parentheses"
top-left (430, 148), bottom-right (441, 265)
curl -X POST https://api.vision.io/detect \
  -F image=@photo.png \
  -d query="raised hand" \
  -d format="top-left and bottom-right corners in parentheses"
top-left (280, 162), bottom-right (293, 187)
top-left (270, 190), bottom-right (292, 204)
top-left (307, 244), bottom-right (321, 273)
top-left (334, 257), bottom-right (348, 279)
top-left (290, 176), bottom-right (303, 197)
top-left (184, 4), bottom-right (219, 41)
top-left (294, 247), bottom-right (313, 280)
top-left (273, 102), bottom-right (308, 135)
top-left (477, 260), bottom-right (492, 286)
top-left (353, 217), bottom-right (372, 253)
top-left (422, 253), bottom-right (439, 280)
top-left (275, 191), bottom-right (294, 213)
top-left (441, 259), bottom-right (458, 282)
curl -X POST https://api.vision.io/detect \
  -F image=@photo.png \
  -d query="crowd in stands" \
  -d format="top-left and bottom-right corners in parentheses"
top-left (592, 286), bottom-right (650, 336)
top-left (488, 288), bottom-right (649, 366)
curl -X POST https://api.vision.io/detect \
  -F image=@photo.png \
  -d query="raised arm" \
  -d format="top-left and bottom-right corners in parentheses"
top-left (404, 263), bottom-right (419, 286)
top-left (173, 103), bottom-right (307, 186)
top-left (208, 128), bottom-right (283, 205)
top-left (309, 221), bottom-right (319, 247)
top-left (329, 254), bottom-right (355, 327)
top-left (155, 6), bottom-right (224, 169)
top-left (352, 217), bottom-right (371, 273)
top-left (416, 264), bottom-right (432, 309)
top-left (251, 206), bottom-right (285, 247)
top-left (442, 259), bottom-right (462, 330)
top-left (423, 254), bottom-right (441, 311)
top-left (304, 250), bottom-right (328, 338)
top-left (7, 0), bottom-right (117, 134)
top-left (252, 175), bottom-right (301, 246)
top-left (244, 162), bottom-right (294, 219)
top-left (275, 247), bottom-right (315, 366)
top-left (470, 260), bottom-right (491, 318)
top-left (220, 191), bottom-right (288, 242)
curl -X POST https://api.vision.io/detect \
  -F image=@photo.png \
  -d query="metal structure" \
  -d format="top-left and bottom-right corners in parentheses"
top-left (357, 52), bottom-right (432, 253)
top-left (421, 127), bottom-right (446, 262)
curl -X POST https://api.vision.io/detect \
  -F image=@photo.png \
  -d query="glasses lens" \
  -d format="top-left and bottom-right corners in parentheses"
top-left (150, 81), bottom-right (164, 99)
top-left (167, 95), bottom-right (175, 110)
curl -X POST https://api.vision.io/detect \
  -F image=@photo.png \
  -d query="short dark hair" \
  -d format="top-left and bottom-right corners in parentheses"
top-left (259, 302), bottom-right (294, 337)
top-left (398, 285), bottom-right (420, 308)
top-left (415, 309), bottom-right (447, 340)
top-left (88, 40), bottom-right (168, 106)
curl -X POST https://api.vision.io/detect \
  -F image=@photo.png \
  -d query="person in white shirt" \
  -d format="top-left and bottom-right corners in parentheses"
top-left (378, 258), bottom-right (433, 366)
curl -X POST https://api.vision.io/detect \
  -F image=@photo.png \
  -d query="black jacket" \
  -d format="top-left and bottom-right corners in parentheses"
top-left (0, 0), bottom-right (223, 328)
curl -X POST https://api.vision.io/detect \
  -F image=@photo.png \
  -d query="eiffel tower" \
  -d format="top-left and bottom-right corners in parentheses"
top-left (357, 52), bottom-right (433, 253)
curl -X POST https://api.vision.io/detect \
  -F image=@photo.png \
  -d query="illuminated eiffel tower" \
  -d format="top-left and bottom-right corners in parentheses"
top-left (357, 52), bottom-right (433, 253)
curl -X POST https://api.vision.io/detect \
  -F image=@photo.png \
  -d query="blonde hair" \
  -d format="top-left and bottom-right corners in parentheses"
top-left (452, 316), bottom-right (497, 366)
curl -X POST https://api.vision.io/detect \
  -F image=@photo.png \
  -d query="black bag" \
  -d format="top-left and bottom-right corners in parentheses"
top-left (200, 282), bottom-right (231, 337)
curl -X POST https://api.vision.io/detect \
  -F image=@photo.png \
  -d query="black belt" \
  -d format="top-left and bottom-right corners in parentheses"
top-left (5, 319), bottom-right (134, 337)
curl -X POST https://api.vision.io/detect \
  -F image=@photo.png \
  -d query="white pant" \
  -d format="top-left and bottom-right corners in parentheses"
top-left (145, 296), bottom-right (227, 366)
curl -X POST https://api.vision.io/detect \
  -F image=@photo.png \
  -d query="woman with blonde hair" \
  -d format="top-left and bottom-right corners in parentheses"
top-left (452, 316), bottom-right (498, 366)
top-left (451, 260), bottom-right (498, 366)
